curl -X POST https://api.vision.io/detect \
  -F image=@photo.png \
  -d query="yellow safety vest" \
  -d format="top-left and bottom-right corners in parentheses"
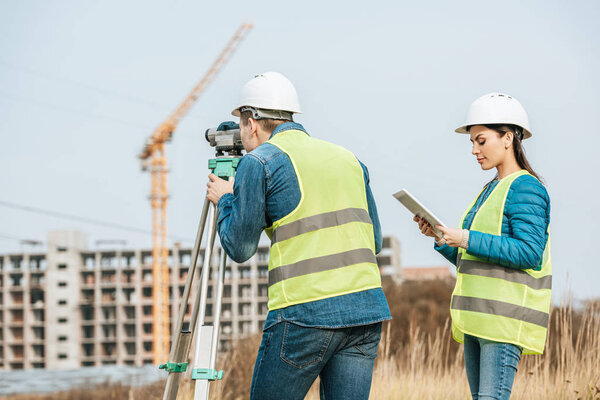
top-left (264, 129), bottom-right (382, 310)
top-left (451, 170), bottom-right (552, 354)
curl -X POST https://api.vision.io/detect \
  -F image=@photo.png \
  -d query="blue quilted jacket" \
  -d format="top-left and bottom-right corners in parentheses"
top-left (435, 174), bottom-right (551, 270)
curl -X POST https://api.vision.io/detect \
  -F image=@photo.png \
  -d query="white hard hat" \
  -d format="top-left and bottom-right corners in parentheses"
top-left (231, 71), bottom-right (302, 117)
top-left (455, 92), bottom-right (532, 139)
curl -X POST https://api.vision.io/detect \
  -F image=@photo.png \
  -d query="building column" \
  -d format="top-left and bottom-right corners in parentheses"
top-left (22, 254), bottom-right (31, 370)
top-left (134, 250), bottom-right (143, 367)
top-left (115, 251), bottom-right (123, 365)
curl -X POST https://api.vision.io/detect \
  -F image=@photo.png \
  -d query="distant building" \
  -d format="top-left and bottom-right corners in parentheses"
top-left (402, 266), bottom-right (453, 281)
top-left (0, 230), bottom-right (401, 370)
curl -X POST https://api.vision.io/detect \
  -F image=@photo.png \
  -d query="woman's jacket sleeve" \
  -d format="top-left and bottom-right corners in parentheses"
top-left (466, 175), bottom-right (551, 270)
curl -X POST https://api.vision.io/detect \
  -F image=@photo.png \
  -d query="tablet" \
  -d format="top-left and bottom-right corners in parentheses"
top-left (393, 189), bottom-right (446, 239)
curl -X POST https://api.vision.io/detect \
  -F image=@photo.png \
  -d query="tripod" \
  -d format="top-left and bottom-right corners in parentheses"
top-left (160, 155), bottom-right (240, 400)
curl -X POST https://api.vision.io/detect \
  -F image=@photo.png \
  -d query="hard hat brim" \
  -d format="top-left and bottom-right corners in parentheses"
top-left (454, 124), bottom-right (532, 139)
top-left (231, 106), bottom-right (302, 118)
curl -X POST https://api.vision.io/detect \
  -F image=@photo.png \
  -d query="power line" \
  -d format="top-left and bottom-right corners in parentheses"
top-left (0, 200), bottom-right (191, 242)
top-left (0, 60), bottom-right (170, 112)
top-left (0, 91), bottom-right (151, 131)
top-left (0, 233), bottom-right (41, 244)
top-left (0, 59), bottom-right (205, 121)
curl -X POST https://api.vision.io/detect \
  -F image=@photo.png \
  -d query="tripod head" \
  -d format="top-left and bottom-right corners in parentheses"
top-left (205, 121), bottom-right (244, 157)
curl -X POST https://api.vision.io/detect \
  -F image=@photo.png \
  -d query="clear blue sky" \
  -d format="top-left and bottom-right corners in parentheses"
top-left (1, 0), bottom-right (598, 300)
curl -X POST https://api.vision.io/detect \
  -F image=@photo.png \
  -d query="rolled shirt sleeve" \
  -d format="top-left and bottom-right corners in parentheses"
top-left (216, 154), bottom-right (268, 263)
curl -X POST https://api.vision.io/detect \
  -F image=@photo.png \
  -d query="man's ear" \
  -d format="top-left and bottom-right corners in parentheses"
top-left (248, 118), bottom-right (259, 136)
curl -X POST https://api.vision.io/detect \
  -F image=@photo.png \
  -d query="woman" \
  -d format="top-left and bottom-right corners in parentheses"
top-left (414, 92), bottom-right (551, 400)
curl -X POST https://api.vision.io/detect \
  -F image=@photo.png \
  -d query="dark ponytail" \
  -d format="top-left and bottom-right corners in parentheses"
top-left (485, 124), bottom-right (544, 184)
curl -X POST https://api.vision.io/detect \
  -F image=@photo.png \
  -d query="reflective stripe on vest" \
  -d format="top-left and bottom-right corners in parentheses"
top-left (450, 170), bottom-right (552, 355)
top-left (457, 255), bottom-right (552, 290)
top-left (271, 208), bottom-right (372, 244)
top-left (451, 296), bottom-right (549, 328)
top-left (264, 130), bottom-right (382, 310)
top-left (268, 248), bottom-right (377, 287)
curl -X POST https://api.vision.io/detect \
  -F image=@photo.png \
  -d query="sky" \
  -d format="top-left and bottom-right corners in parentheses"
top-left (0, 0), bottom-right (599, 301)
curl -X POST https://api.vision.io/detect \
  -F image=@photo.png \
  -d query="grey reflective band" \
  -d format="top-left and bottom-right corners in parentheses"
top-left (269, 248), bottom-right (377, 287)
top-left (459, 259), bottom-right (552, 290)
top-left (451, 295), bottom-right (549, 328)
top-left (272, 208), bottom-right (372, 244)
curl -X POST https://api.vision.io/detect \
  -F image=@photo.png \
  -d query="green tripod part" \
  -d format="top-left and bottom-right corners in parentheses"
top-left (192, 368), bottom-right (224, 381)
top-left (159, 362), bottom-right (188, 373)
top-left (209, 158), bottom-right (240, 179)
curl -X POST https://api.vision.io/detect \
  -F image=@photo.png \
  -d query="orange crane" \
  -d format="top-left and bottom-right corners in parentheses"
top-left (139, 22), bottom-right (253, 365)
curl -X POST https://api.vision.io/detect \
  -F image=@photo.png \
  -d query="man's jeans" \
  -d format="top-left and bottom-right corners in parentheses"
top-left (250, 322), bottom-right (382, 400)
top-left (464, 334), bottom-right (522, 400)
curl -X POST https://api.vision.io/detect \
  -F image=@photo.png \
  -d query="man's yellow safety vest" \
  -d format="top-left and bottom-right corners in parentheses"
top-left (451, 170), bottom-right (552, 354)
top-left (264, 130), bottom-right (382, 310)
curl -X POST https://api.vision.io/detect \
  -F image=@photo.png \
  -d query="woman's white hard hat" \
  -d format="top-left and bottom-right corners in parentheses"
top-left (455, 92), bottom-right (532, 139)
top-left (231, 71), bottom-right (302, 117)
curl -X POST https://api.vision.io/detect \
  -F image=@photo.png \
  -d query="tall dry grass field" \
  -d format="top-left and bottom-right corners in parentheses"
top-left (208, 282), bottom-right (600, 400)
top-left (6, 281), bottom-right (600, 400)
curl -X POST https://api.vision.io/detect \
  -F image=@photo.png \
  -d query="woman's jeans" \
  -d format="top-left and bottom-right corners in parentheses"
top-left (464, 334), bottom-right (522, 400)
top-left (250, 321), bottom-right (382, 400)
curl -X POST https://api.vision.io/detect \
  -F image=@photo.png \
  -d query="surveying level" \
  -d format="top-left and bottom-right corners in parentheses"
top-left (160, 122), bottom-right (243, 400)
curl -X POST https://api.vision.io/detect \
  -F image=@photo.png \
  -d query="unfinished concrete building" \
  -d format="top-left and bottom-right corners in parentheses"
top-left (0, 231), bottom-right (401, 370)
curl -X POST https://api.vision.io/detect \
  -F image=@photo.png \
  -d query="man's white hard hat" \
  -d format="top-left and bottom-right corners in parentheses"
top-left (231, 71), bottom-right (302, 117)
top-left (455, 92), bottom-right (532, 139)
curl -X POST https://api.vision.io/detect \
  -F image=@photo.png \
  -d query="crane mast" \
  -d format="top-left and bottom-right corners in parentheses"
top-left (139, 22), bottom-right (253, 365)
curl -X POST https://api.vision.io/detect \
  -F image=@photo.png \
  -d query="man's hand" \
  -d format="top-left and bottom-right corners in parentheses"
top-left (206, 174), bottom-right (234, 205)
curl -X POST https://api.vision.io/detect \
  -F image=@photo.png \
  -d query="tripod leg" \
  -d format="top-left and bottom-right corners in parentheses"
top-left (190, 203), bottom-right (218, 335)
top-left (189, 203), bottom-right (219, 400)
top-left (210, 248), bottom-right (227, 372)
top-left (162, 198), bottom-right (210, 400)
top-left (193, 246), bottom-right (227, 400)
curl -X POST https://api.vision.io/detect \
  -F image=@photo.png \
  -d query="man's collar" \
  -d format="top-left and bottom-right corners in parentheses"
top-left (269, 122), bottom-right (307, 139)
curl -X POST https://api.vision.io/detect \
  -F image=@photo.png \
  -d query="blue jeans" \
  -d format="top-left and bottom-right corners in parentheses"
top-left (464, 334), bottom-right (522, 400)
top-left (250, 321), bottom-right (382, 400)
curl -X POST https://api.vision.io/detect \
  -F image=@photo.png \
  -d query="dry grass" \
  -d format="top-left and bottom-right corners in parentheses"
top-left (1, 381), bottom-right (165, 400)
top-left (5, 281), bottom-right (600, 400)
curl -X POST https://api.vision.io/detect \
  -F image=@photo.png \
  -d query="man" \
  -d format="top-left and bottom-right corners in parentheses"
top-left (206, 72), bottom-right (390, 400)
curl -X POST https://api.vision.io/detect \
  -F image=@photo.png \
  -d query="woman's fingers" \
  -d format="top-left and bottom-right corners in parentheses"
top-left (414, 215), bottom-right (436, 238)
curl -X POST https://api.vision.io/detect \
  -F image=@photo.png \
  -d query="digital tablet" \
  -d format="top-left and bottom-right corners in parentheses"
top-left (393, 189), bottom-right (446, 239)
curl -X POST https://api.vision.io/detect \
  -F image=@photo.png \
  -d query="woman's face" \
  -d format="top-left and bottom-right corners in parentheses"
top-left (469, 125), bottom-right (512, 170)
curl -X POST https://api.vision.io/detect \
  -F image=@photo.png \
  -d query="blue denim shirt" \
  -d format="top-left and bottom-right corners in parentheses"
top-left (217, 122), bottom-right (391, 330)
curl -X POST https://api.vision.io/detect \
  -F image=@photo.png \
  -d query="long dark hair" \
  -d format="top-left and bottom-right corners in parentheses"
top-left (472, 124), bottom-right (544, 184)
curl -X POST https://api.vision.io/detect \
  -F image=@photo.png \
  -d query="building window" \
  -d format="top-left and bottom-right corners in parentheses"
top-left (58, 336), bottom-right (67, 342)
top-left (58, 264), bottom-right (67, 270)
top-left (57, 246), bottom-right (68, 252)
top-left (58, 353), bottom-right (68, 359)
top-left (58, 318), bottom-right (68, 324)
top-left (58, 282), bottom-right (67, 287)
top-left (58, 300), bottom-right (67, 305)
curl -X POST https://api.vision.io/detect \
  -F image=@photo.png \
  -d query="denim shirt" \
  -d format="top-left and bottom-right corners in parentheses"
top-left (217, 122), bottom-right (391, 330)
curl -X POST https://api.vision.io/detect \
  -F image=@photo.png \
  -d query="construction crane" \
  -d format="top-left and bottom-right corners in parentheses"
top-left (139, 22), bottom-right (253, 365)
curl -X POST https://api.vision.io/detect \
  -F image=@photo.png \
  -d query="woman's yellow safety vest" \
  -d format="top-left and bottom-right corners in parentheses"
top-left (264, 130), bottom-right (382, 310)
top-left (451, 170), bottom-right (552, 354)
